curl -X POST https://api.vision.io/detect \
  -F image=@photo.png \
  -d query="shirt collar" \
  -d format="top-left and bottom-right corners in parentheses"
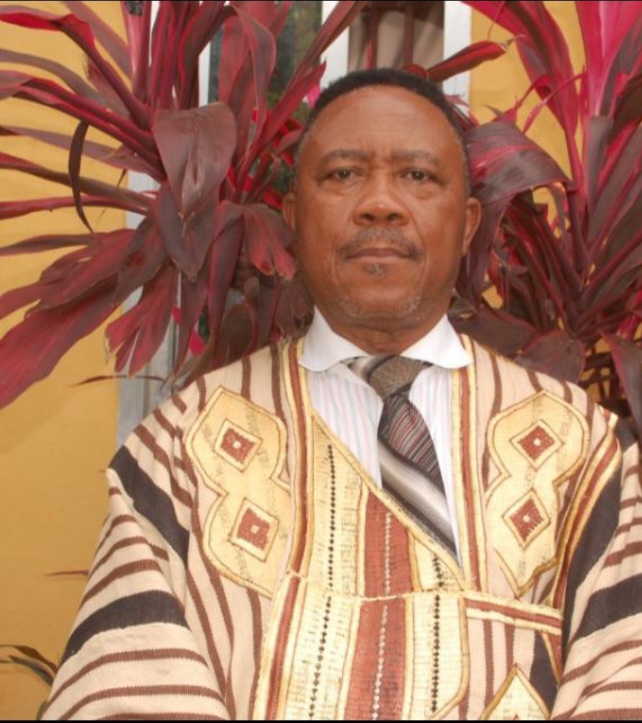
top-left (300, 308), bottom-right (471, 372)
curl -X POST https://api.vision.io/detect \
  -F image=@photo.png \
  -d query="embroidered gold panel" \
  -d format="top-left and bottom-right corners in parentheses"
top-left (186, 387), bottom-right (291, 597)
top-left (254, 417), bottom-right (469, 719)
top-left (486, 391), bottom-right (589, 595)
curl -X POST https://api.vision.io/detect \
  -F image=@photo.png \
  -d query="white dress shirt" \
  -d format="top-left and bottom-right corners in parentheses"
top-left (300, 309), bottom-right (471, 556)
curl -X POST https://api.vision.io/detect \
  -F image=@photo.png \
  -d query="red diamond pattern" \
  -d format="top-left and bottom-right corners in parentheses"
top-left (518, 425), bottom-right (555, 461)
top-left (237, 508), bottom-right (271, 552)
top-left (510, 497), bottom-right (545, 545)
top-left (221, 427), bottom-right (255, 464)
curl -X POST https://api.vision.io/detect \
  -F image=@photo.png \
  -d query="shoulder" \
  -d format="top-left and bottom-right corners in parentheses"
top-left (461, 334), bottom-right (622, 447)
top-left (118, 340), bottom-right (299, 458)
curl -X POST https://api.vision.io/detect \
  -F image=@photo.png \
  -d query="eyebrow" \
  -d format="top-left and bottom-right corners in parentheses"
top-left (318, 148), bottom-right (443, 166)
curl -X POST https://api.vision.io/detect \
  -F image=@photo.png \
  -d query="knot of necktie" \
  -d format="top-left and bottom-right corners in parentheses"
top-left (348, 355), bottom-right (430, 399)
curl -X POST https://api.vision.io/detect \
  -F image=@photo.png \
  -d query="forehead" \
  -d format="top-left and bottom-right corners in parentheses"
top-left (301, 85), bottom-right (460, 164)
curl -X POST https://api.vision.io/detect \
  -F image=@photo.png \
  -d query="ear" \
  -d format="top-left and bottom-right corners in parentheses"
top-left (282, 191), bottom-right (296, 231)
top-left (461, 196), bottom-right (482, 256)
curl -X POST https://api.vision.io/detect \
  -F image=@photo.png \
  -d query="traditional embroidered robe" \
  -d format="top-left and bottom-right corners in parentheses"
top-left (43, 337), bottom-right (642, 720)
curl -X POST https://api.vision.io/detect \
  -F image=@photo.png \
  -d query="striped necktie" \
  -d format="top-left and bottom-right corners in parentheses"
top-left (349, 355), bottom-right (455, 554)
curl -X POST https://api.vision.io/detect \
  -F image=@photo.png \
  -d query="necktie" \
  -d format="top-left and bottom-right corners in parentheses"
top-left (349, 355), bottom-right (455, 554)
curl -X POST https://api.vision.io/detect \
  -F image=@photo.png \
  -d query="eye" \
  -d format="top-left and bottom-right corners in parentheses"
top-left (404, 169), bottom-right (434, 182)
top-left (331, 168), bottom-right (355, 181)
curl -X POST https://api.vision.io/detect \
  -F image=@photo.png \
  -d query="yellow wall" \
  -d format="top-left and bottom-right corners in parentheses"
top-left (0, 2), bottom-right (125, 718)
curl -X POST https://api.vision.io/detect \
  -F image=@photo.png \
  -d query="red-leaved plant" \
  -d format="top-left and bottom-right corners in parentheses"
top-left (0, 0), bottom-right (368, 406)
top-left (451, 0), bottom-right (642, 439)
top-left (0, 0), bottom-right (640, 442)
top-left (0, 0), bottom-right (503, 410)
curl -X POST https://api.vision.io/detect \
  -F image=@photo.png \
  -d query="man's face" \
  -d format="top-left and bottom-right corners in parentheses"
top-left (283, 85), bottom-right (481, 350)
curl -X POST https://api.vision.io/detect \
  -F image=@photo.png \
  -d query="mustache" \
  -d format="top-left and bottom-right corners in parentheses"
top-left (341, 227), bottom-right (420, 257)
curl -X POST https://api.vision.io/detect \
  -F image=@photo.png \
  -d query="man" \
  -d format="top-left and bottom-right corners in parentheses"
top-left (44, 69), bottom-right (642, 719)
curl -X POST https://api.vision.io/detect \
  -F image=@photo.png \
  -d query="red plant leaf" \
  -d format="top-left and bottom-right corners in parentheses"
top-left (69, 120), bottom-right (92, 232)
top-left (0, 150), bottom-right (151, 212)
top-left (243, 203), bottom-right (296, 278)
top-left (425, 40), bottom-right (509, 83)
top-left (37, 229), bottom-right (136, 310)
top-left (152, 103), bottom-right (236, 221)
top-left (63, 0), bottom-right (130, 75)
top-left (212, 301), bottom-right (254, 369)
top-left (0, 233), bottom-right (92, 256)
top-left (453, 306), bottom-right (536, 357)
top-left (517, 330), bottom-right (585, 382)
top-left (153, 183), bottom-right (216, 280)
top-left (207, 202), bottom-right (245, 343)
top-left (0, 47), bottom-right (117, 109)
top-left (113, 219), bottom-right (167, 302)
top-left (106, 264), bottom-right (178, 376)
top-left (0, 282), bottom-right (43, 321)
top-left (177, 2), bottom-right (229, 109)
top-left (218, 6), bottom-right (276, 165)
top-left (603, 334), bottom-right (642, 440)
top-left (120, 0), bottom-right (151, 100)
top-left (0, 195), bottom-right (144, 221)
top-left (0, 287), bottom-right (117, 408)
top-left (175, 272), bottom-right (208, 373)
top-left (467, 121), bottom-right (569, 204)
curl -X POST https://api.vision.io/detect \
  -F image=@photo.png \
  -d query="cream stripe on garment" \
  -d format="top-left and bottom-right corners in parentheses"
top-left (300, 309), bottom-right (470, 560)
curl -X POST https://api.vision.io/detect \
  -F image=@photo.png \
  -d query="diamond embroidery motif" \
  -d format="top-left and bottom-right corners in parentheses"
top-left (231, 499), bottom-right (278, 562)
top-left (512, 421), bottom-right (561, 468)
top-left (504, 492), bottom-right (550, 548)
top-left (215, 419), bottom-right (261, 471)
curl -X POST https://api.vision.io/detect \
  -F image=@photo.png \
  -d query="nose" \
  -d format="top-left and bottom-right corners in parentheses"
top-left (353, 174), bottom-right (409, 225)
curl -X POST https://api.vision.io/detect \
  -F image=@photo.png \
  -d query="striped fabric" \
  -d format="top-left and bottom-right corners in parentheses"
top-left (42, 337), bottom-right (642, 720)
top-left (349, 355), bottom-right (455, 553)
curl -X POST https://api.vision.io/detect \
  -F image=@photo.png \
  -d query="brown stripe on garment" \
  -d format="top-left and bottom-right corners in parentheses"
top-left (60, 684), bottom-right (225, 720)
top-left (152, 406), bottom-right (180, 440)
top-left (344, 598), bottom-right (406, 720)
top-left (196, 376), bottom-right (208, 413)
top-left (246, 589), bottom-right (264, 716)
top-left (185, 570), bottom-right (231, 715)
top-left (110, 447), bottom-right (190, 562)
top-left (172, 391), bottom-right (189, 415)
top-left (605, 540), bottom-right (642, 568)
top-left (527, 368), bottom-right (544, 393)
top-left (531, 633), bottom-right (559, 712)
top-left (288, 342), bottom-right (308, 575)
top-left (560, 639), bottom-right (642, 686)
top-left (62, 591), bottom-right (189, 663)
top-left (572, 574), bottom-right (642, 645)
top-left (615, 514), bottom-right (642, 537)
top-left (560, 379), bottom-right (574, 405)
top-left (484, 619), bottom-right (495, 710)
top-left (266, 575), bottom-right (301, 720)
top-left (459, 366), bottom-right (482, 588)
top-left (189, 516), bottom-right (235, 712)
top-left (481, 351), bottom-right (504, 493)
top-left (91, 536), bottom-right (169, 577)
top-left (134, 425), bottom-right (193, 508)
top-left (364, 494), bottom-right (412, 597)
top-left (44, 648), bottom-right (208, 712)
top-left (94, 514), bottom-right (138, 556)
top-left (467, 597), bottom-right (562, 629)
top-left (582, 656), bottom-right (642, 696)
top-left (102, 715), bottom-right (225, 721)
top-left (554, 440), bottom-right (621, 613)
top-left (81, 560), bottom-right (163, 607)
top-left (270, 343), bottom-right (285, 422)
top-left (241, 354), bottom-right (251, 399)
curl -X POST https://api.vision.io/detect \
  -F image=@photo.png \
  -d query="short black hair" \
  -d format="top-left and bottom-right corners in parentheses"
top-left (294, 67), bottom-right (471, 189)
